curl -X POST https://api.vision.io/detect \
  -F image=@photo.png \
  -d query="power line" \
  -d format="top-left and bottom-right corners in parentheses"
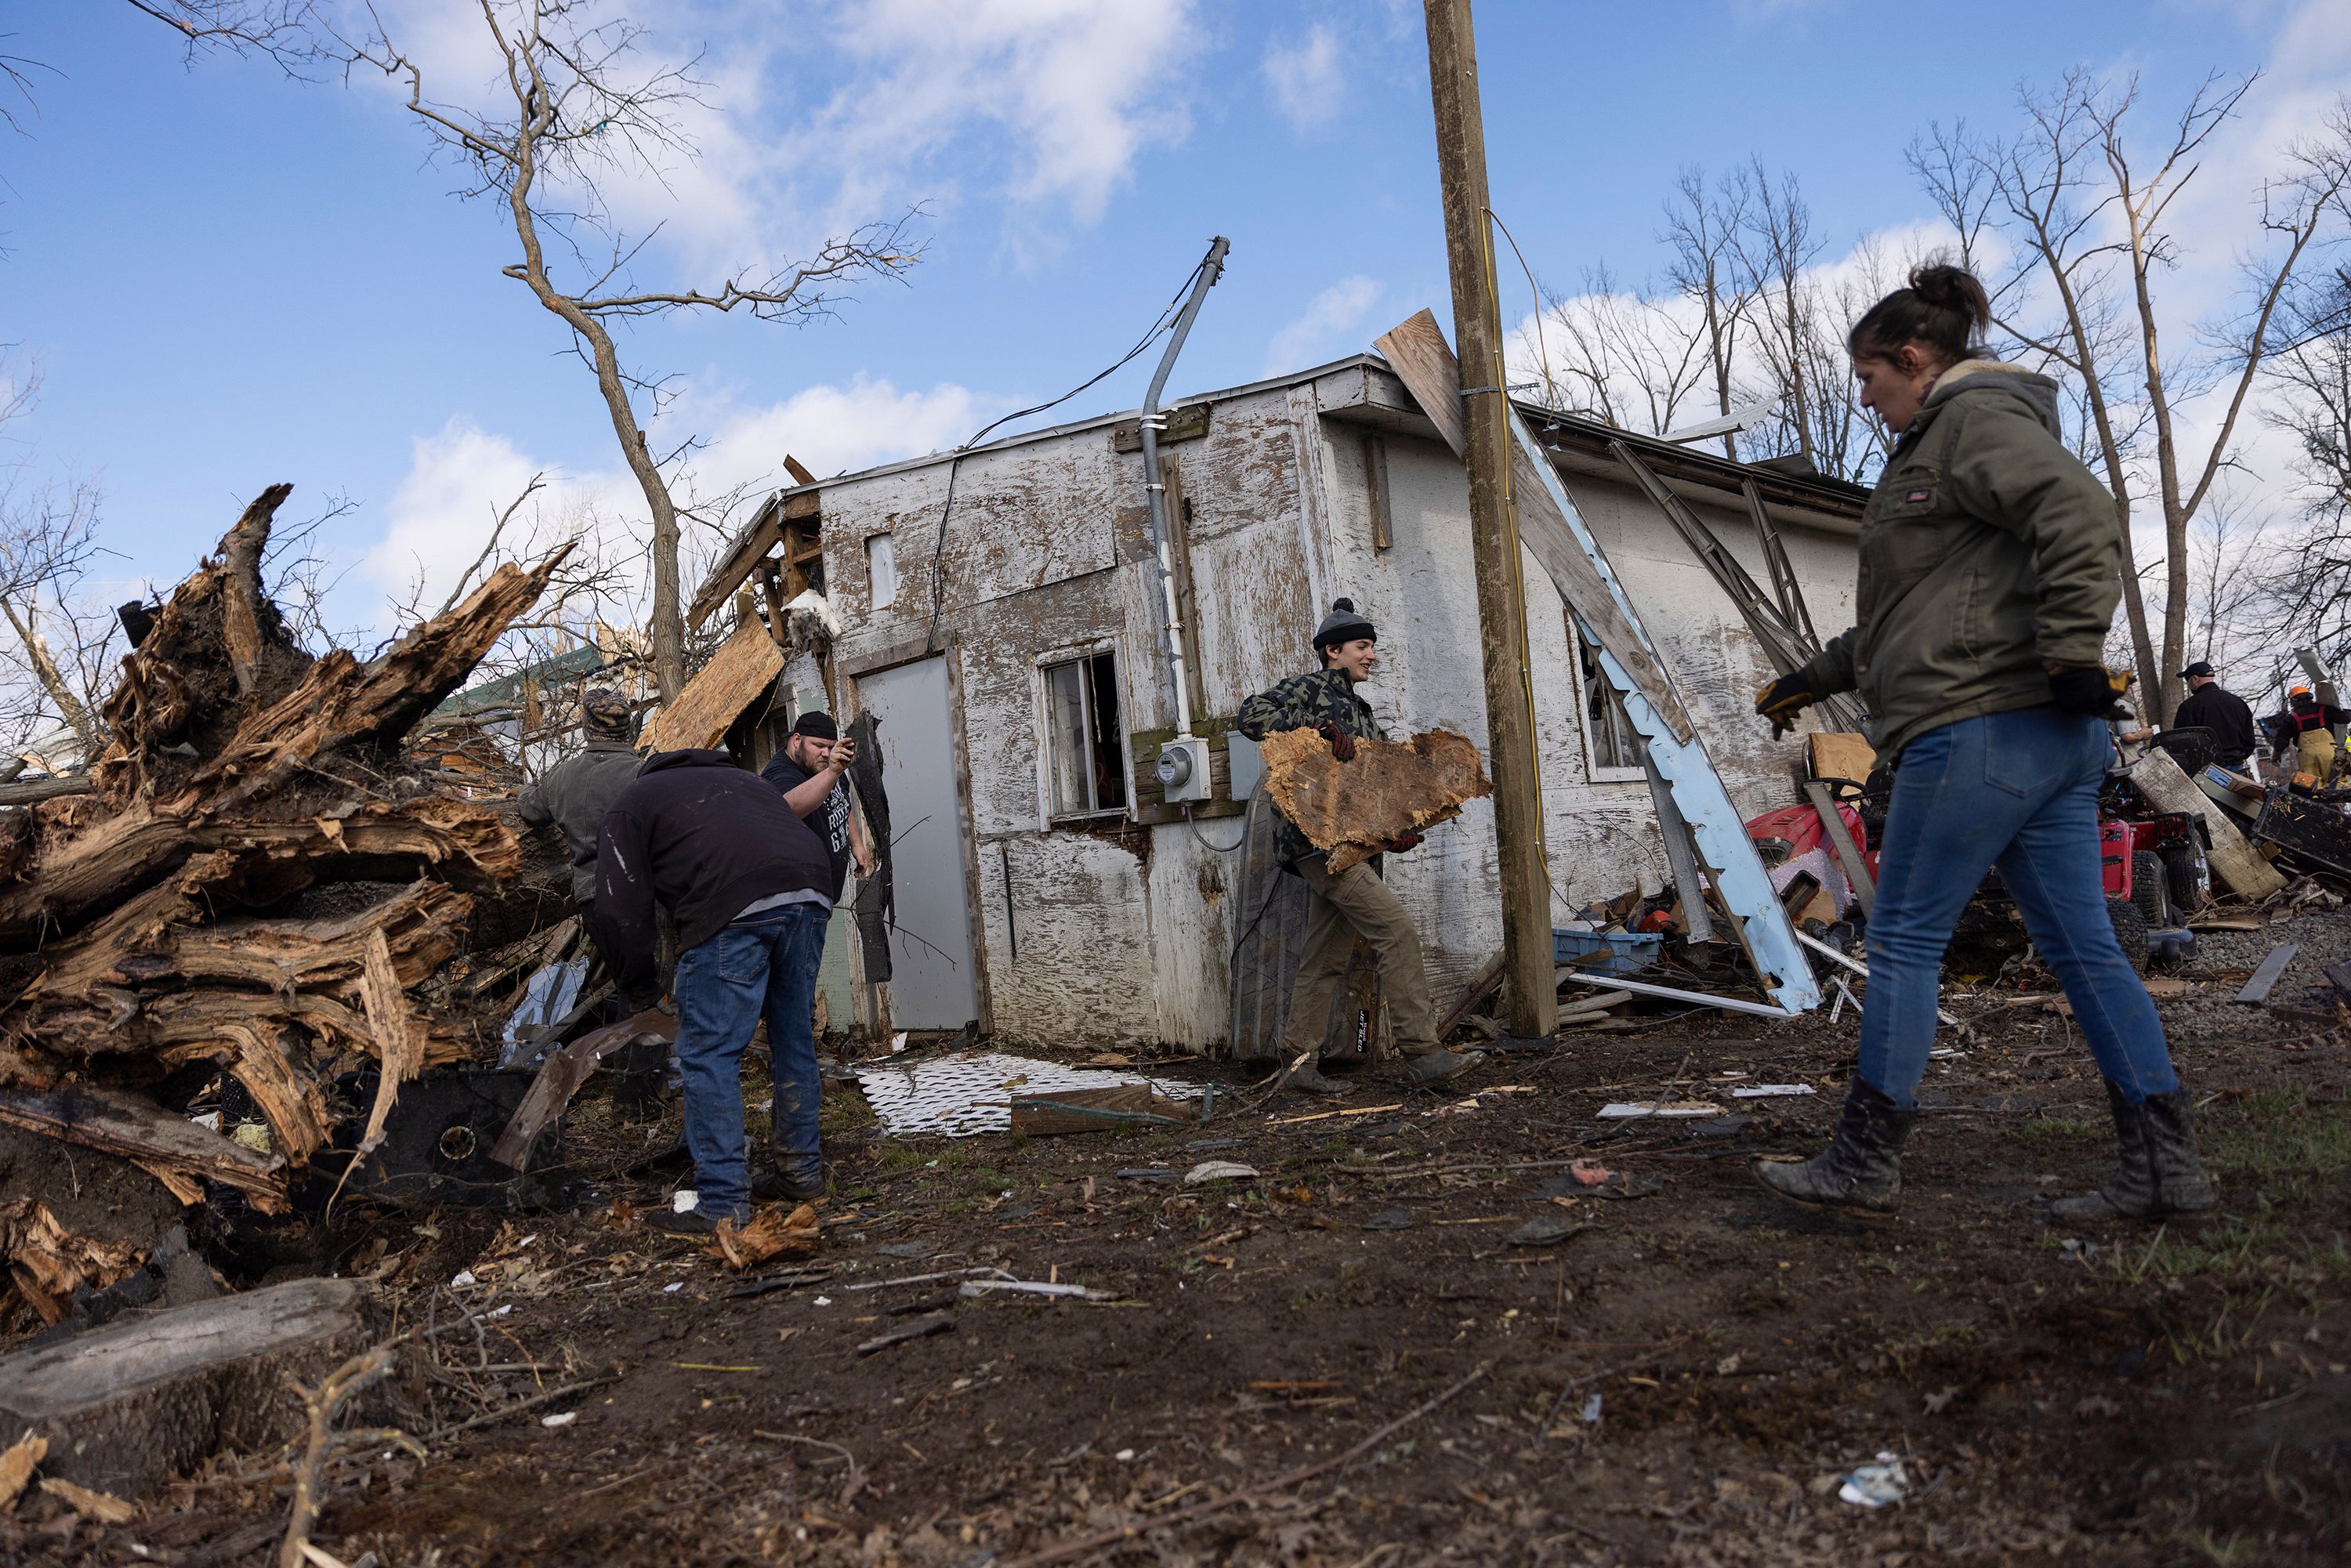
top-left (923, 254), bottom-right (1215, 651)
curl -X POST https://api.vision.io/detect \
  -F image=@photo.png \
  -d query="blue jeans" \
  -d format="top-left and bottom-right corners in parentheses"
top-left (1861, 708), bottom-right (2180, 1106)
top-left (671, 902), bottom-right (829, 1220)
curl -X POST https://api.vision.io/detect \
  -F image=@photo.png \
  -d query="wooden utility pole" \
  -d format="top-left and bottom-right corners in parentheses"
top-left (1422, 0), bottom-right (1555, 1039)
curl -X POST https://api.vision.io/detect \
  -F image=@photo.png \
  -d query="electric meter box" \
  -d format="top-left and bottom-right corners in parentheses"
top-left (1154, 736), bottom-right (1213, 803)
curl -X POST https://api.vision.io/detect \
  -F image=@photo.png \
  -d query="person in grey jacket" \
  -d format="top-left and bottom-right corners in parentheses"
top-left (517, 689), bottom-right (643, 908)
top-left (1751, 263), bottom-right (2213, 1228)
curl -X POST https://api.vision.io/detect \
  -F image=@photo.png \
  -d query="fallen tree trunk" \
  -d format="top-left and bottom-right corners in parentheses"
top-left (0, 485), bottom-right (574, 1205)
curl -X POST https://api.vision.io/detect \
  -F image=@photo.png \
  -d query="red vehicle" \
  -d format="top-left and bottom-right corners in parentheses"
top-left (1748, 754), bottom-right (2209, 974)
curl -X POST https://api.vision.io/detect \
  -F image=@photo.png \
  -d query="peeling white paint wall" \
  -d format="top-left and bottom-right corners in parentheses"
top-left (809, 365), bottom-right (1863, 1049)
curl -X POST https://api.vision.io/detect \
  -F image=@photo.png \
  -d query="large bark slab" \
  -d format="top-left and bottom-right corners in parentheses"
top-left (0, 1277), bottom-right (374, 1497)
top-left (1261, 727), bottom-right (1492, 875)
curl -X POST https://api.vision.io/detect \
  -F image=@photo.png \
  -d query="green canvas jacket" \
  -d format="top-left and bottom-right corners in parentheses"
top-left (1800, 360), bottom-right (2119, 760)
top-left (1237, 666), bottom-right (1383, 867)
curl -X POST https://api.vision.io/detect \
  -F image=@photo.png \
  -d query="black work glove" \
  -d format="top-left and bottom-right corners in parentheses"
top-left (1754, 670), bottom-right (1820, 739)
top-left (2046, 662), bottom-right (2132, 720)
top-left (1317, 721), bottom-right (1357, 762)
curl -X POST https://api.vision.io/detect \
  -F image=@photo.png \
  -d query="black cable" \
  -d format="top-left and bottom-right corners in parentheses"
top-left (923, 255), bottom-right (1213, 650)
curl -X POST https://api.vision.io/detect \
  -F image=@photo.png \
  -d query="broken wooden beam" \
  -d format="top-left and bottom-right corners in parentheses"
top-left (2234, 943), bottom-right (2299, 1005)
top-left (2127, 749), bottom-right (2285, 900)
top-left (0, 1277), bottom-right (375, 1497)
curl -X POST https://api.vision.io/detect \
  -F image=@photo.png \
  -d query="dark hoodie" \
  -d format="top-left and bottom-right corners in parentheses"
top-left (593, 749), bottom-right (834, 993)
top-left (1799, 360), bottom-right (2120, 759)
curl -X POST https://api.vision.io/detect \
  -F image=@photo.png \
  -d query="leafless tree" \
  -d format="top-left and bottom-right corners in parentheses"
top-left (1525, 264), bottom-right (1711, 435)
top-left (2102, 77), bottom-right (2349, 718)
top-left (1661, 167), bottom-right (1756, 458)
top-left (2253, 274), bottom-right (2351, 669)
top-left (126, 1), bottom-right (329, 72)
top-left (1733, 162), bottom-right (1828, 471)
top-left (1912, 74), bottom-right (2163, 714)
top-left (342, 0), bottom-right (918, 703)
top-left (0, 473), bottom-right (118, 761)
top-left (1913, 71), bottom-right (2351, 719)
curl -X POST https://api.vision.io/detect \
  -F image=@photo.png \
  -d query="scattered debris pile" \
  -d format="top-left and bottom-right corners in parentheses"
top-left (0, 487), bottom-right (571, 1325)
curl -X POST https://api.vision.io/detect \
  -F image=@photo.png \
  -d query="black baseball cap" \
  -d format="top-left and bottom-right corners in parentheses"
top-left (2179, 660), bottom-right (2215, 680)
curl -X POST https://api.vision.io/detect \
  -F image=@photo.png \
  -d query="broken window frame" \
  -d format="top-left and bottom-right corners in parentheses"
top-left (1568, 614), bottom-right (1646, 783)
top-left (1037, 644), bottom-right (1131, 824)
top-left (865, 533), bottom-right (897, 609)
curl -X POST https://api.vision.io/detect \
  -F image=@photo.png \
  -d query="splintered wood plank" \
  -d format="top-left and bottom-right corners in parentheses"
top-left (2128, 749), bottom-right (2285, 900)
top-left (350, 928), bottom-right (426, 1159)
top-left (2235, 944), bottom-right (2299, 1005)
top-left (640, 622), bottom-right (786, 752)
top-left (1259, 726), bottom-right (1492, 875)
top-left (1374, 310), bottom-right (1694, 744)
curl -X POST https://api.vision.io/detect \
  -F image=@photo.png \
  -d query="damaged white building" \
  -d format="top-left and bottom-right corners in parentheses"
top-left (691, 353), bottom-right (1867, 1052)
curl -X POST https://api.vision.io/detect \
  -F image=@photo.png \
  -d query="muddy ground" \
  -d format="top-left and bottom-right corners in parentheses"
top-left (9, 914), bottom-right (2349, 1568)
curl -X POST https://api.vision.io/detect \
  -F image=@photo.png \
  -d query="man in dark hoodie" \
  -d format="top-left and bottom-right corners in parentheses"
top-left (596, 749), bottom-right (837, 1232)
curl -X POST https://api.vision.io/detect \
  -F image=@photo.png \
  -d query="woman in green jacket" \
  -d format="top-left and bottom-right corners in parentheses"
top-left (1751, 265), bottom-right (2213, 1226)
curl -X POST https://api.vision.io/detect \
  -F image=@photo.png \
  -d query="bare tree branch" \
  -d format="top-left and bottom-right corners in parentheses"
top-left (337, 0), bottom-right (920, 704)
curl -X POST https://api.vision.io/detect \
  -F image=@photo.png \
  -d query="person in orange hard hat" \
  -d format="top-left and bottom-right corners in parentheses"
top-left (2264, 685), bottom-right (2348, 782)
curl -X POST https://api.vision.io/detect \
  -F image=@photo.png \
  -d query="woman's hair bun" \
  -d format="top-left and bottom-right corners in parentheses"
top-left (1907, 263), bottom-right (1991, 331)
top-left (1848, 257), bottom-right (1991, 364)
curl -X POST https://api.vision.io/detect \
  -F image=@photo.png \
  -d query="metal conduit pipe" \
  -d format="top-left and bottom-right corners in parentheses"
top-left (1139, 237), bottom-right (1230, 748)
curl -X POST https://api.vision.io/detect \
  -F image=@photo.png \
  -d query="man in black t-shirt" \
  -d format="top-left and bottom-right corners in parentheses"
top-left (761, 712), bottom-right (872, 901)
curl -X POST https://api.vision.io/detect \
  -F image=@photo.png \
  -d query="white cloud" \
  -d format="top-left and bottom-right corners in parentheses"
top-left (811, 0), bottom-right (1204, 229)
top-left (1263, 276), bottom-right (1385, 375)
top-left (1263, 24), bottom-right (1343, 131)
top-left (357, 377), bottom-right (991, 628)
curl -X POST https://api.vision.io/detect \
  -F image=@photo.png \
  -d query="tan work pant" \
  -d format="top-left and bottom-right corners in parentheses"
top-left (2297, 729), bottom-right (2338, 783)
top-left (1283, 856), bottom-right (1440, 1058)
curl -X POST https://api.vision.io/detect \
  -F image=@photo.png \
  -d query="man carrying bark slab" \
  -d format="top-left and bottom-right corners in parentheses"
top-left (1237, 599), bottom-right (1478, 1096)
top-left (594, 750), bottom-right (837, 1232)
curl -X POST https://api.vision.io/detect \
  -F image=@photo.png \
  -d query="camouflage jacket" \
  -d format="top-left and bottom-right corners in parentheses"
top-left (1237, 667), bottom-right (1383, 867)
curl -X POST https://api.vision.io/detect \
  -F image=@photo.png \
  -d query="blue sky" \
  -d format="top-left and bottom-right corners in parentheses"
top-left (4, 0), bottom-right (2337, 631)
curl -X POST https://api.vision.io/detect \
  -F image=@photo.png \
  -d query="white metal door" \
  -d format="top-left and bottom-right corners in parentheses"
top-left (856, 657), bottom-right (980, 1029)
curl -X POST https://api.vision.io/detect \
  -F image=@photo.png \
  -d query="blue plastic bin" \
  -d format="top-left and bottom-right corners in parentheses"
top-left (1552, 927), bottom-right (1662, 977)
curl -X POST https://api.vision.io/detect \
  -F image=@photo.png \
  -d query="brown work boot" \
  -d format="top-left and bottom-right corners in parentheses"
top-left (1404, 1049), bottom-right (1480, 1086)
top-left (1281, 1062), bottom-right (1351, 1097)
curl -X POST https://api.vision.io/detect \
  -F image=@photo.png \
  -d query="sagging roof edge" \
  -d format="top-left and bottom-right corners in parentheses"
top-left (696, 352), bottom-right (1870, 605)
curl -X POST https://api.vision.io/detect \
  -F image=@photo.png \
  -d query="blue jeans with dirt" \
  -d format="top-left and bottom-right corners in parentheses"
top-left (1861, 708), bottom-right (2181, 1106)
top-left (672, 902), bottom-right (829, 1222)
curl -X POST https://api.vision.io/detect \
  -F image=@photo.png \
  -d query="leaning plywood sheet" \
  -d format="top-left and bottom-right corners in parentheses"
top-left (2127, 749), bottom-right (2286, 899)
top-left (1260, 727), bottom-right (1492, 875)
top-left (639, 621), bottom-right (785, 753)
top-left (1375, 310), bottom-right (1819, 1014)
top-left (1376, 310), bottom-right (1694, 744)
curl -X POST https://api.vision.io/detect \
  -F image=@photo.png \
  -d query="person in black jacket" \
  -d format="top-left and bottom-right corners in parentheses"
top-left (2166, 661), bottom-right (2256, 770)
top-left (596, 749), bottom-right (838, 1232)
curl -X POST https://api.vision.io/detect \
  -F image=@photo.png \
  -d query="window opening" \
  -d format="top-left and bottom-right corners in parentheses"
top-left (1573, 620), bottom-right (1643, 777)
top-left (866, 534), bottom-right (897, 609)
top-left (1044, 652), bottom-right (1127, 818)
